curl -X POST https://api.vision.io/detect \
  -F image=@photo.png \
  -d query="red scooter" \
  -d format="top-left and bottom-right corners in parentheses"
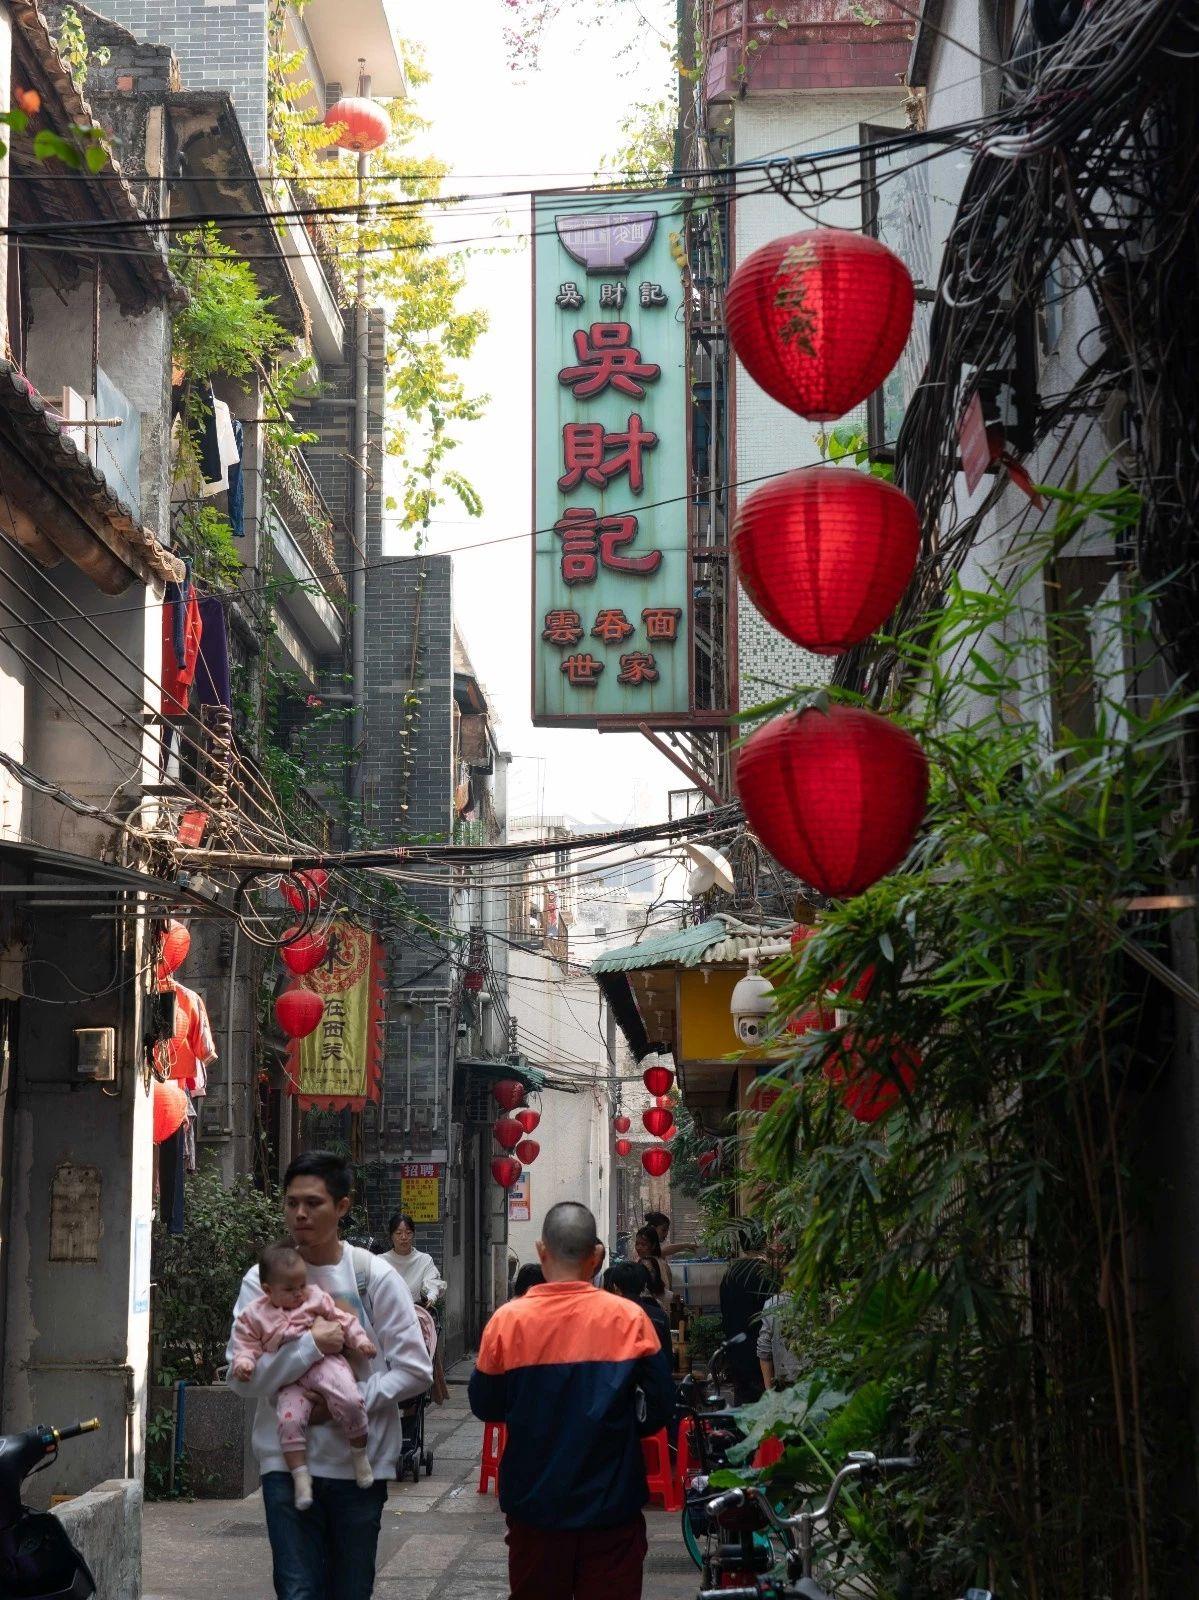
top-left (0, 1419), bottom-right (100, 1599)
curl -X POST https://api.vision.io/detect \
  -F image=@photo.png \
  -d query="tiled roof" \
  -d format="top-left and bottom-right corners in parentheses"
top-left (590, 913), bottom-right (796, 975)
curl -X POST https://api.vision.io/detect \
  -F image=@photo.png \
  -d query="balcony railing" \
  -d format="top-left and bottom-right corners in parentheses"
top-left (702, 0), bottom-right (910, 98)
top-left (264, 438), bottom-right (348, 604)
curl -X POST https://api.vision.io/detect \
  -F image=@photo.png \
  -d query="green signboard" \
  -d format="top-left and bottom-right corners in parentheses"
top-left (532, 190), bottom-right (689, 726)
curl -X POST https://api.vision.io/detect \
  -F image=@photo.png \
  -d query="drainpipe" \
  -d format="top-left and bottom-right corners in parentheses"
top-left (349, 73), bottom-right (371, 805)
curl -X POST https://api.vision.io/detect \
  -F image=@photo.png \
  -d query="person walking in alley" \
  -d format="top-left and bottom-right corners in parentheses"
top-left (604, 1260), bottom-right (672, 1361)
top-left (469, 1201), bottom-right (674, 1600)
top-left (226, 1151), bottom-right (433, 1600)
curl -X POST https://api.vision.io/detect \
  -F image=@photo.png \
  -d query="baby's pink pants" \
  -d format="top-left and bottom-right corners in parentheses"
top-left (276, 1354), bottom-right (368, 1452)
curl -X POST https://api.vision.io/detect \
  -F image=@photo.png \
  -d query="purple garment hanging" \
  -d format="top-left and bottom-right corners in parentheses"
top-left (194, 597), bottom-right (231, 710)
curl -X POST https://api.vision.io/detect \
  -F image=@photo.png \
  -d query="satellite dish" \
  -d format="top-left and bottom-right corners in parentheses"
top-left (684, 842), bottom-right (735, 896)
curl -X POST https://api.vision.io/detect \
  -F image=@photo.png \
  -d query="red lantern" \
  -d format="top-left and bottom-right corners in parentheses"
top-left (642, 1147), bottom-right (673, 1177)
top-left (152, 1077), bottom-right (188, 1144)
top-left (697, 1148), bottom-right (719, 1177)
top-left (734, 468), bottom-right (919, 656)
top-left (491, 1157), bottom-right (522, 1189)
top-left (281, 869), bottom-right (328, 913)
top-left (323, 96), bottom-right (391, 154)
top-left (515, 1108), bottom-right (541, 1134)
top-left (516, 1138), bottom-right (540, 1165)
top-left (615, 1137), bottom-right (632, 1157)
top-left (613, 1114), bottom-right (631, 1134)
top-left (493, 1117), bottom-right (522, 1150)
top-left (663, 1124), bottom-right (678, 1142)
top-left (643, 1106), bottom-right (674, 1139)
top-left (492, 1079), bottom-right (526, 1110)
top-left (823, 1039), bottom-right (919, 1123)
top-left (725, 228), bottom-right (914, 422)
top-left (280, 928), bottom-right (329, 976)
top-left (642, 1064), bottom-right (674, 1097)
top-left (736, 705), bottom-right (928, 898)
top-left (275, 987), bottom-right (324, 1039)
top-left (159, 919), bottom-right (190, 977)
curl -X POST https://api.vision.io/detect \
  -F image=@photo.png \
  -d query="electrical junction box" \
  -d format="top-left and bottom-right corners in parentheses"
top-left (74, 1027), bottom-right (116, 1082)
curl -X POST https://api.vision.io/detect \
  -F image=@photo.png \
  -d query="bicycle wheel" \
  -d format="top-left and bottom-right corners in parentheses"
top-left (681, 1505), bottom-right (705, 1570)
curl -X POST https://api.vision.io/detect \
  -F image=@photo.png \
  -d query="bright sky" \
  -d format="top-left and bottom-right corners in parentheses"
top-left (393, 0), bottom-right (685, 829)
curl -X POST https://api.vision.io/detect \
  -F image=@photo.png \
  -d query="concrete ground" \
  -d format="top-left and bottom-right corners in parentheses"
top-left (143, 1362), bottom-right (698, 1600)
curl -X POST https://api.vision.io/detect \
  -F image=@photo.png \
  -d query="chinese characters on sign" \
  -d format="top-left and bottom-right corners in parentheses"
top-left (534, 195), bottom-right (689, 725)
top-left (400, 1163), bottom-right (441, 1224)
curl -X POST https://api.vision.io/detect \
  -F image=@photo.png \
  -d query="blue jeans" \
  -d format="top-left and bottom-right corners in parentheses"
top-left (261, 1472), bottom-right (388, 1600)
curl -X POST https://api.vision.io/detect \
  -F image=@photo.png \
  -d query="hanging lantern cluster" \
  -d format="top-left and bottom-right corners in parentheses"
top-left (636, 1051), bottom-right (675, 1175)
top-left (490, 1082), bottom-right (544, 1187)
top-left (726, 228), bottom-right (929, 902)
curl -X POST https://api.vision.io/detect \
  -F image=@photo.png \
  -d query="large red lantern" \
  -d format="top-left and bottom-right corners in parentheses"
top-left (491, 1157), bottom-right (522, 1189)
top-left (823, 1039), bottom-right (919, 1123)
top-left (158, 919), bottom-right (190, 977)
top-left (275, 987), bottom-right (325, 1039)
top-left (491, 1079), bottom-right (526, 1111)
top-left (615, 1137), bottom-right (632, 1157)
top-left (152, 1077), bottom-right (189, 1144)
top-left (726, 228), bottom-right (914, 421)
top-left (280, 927), bottom-right (329, 976)
top-left (734, 468), bottom-right (919, 656)
top-left (515, 1138), bottom-right (540, 1165)
top-left (281, 869), bottom-right (328, 914)
top-left (323, 97), bottom-right (391, 153)
top-left (515, 1108), bottom-right (541, 1134)
top-left (613, 1114), bottom-right (631, 1134)
top-left (642, 1147), bottom-right (673, 1177)
top-left (642, 1063), bottom-right (674, 1097)
top-left (493, 1117), bottom-right (523, 1150)
top-left (643, 1106), bottom-right (674, 1138)
top-left (736, 705), bottom-right (928, 898)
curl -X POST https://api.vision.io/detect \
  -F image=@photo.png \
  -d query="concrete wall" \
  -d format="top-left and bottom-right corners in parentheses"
top-left (53, 1477), bottom-right (142, 1600)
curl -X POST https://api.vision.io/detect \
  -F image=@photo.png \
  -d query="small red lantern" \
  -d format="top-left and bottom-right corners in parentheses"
top-left (493, 1117), bottom-right (523, 1150)
top-left (491, 1156), bottom-right (522, 1189)
top-left (642, 1063), bottom-right (674, 1097)
top-left (515, 1138), bottom-right (540, 1165)
top-left (281, 869), bottom-right (328, 913)
top-left (324, 96), bottom-right (391, 154)
top-left (275, 987), bottom-right (325, 1039)
top-left (615, 1137), bottom-right (632, 1157)
top-left (643, 1106), bottom-right (674, 1139)
top-left (159, 919), bottom-right (190, 977)
top-left (280, 928), bottom-right (329, 976)
top-left (697, 1148), bottom-right (719, 1177)
top-left (734, 468), bottom-right (919, 656)
top-left (515, 1108), bottom-right (541, 1134)
top-left (725, 228), bottom-right (914, 422)
top-left (736, 705), bottom-right (929, 898)
top-left (663, 1124), bottom-right (678, 1142)
top-left (642, 1147), bottom-right (673, 1177)
top-left (823, 1039), bottom-right (919, 1123)
top-left (492, 1079), bottom-right (526, 1111)
top-left (613, 1114), bottom-right (631, 1134)
top-left (152, 1077), bottom-right (189, 1144)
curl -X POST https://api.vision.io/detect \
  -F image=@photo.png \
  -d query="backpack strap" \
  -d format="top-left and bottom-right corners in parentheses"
top-left (350, 1245), bottom-right (375, 1324)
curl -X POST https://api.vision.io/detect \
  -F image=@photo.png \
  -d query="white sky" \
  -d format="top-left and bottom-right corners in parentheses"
top-left (391, 0), bottom-right (685, 829)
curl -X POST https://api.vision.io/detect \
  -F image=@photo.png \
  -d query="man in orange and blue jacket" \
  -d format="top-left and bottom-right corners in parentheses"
top-left (469, 1200), bottom-right (675, 1599)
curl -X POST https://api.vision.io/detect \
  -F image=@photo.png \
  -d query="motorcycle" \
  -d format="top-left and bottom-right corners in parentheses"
top-left (0, 1419), bottom-right (101, 1599)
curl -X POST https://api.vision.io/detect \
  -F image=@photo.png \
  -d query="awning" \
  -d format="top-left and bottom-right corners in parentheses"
top-left (458, 1056), bottom-right (547, 1094)
top-left (590, 914), bottom-right (796, 975)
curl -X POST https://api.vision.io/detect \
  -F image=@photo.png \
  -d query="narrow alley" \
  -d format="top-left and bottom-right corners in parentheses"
top-left (141, 1365), bottom-right (698, 1600)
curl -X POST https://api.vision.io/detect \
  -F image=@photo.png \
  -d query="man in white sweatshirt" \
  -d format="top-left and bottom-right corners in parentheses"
top-left (226, 1151), bottom-right (433, 1600)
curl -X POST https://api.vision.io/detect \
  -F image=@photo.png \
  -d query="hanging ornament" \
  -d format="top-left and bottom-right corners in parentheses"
top-left (823, 1039), bottom-right (919, 1123)
top-left (642, 1147), bottom-right (673, 1177)
top-left (491, 1079), bottom-right (526, 1111)
top-left (725, 228), bottom-right (914, 422)
top-left (158, 920), bottom-right (191, 977)
top-left (736, 705), bottom-right (929, 898)
top-left (642, 1062), bottom-right (674, 1097)
top-left (491, 1156), bottom-right (522, 1189)
top-left (275, 987), bottom-right (325, 1040)
top-left (514, 1108), bottom-right (541, 1134)
top-left (323, 96), bottom-right (391, 153)
top-left (152, 1078), bottom-right (189, 1144)
top-left (733, 468), bottom-right (919, 656)
top-left (281, 869), bottom-right (329, 914)
top-left (493, 1117), bottom-right (523, 1151)
top-left (643, 1106), bottom-right (674, 1139)
top-left (515, 1138), bottom-right (541, 1165)
top-left (280, 928), bottom-right (329, 976)
top-left (613, 1114), bottom-right (631, 1134)
top-left (614, 1137), bottom-right (633, 1157)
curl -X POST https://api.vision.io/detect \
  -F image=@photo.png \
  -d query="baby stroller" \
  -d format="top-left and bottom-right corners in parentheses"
top-left (398, 1304), bottom-right (438, 1483)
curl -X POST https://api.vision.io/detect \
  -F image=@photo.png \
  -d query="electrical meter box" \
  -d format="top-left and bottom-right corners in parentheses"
top-left (75, 1027), bottom-right (116, 1082)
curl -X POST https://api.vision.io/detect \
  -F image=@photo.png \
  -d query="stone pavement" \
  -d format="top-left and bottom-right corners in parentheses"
top-left (143, 1365), bottom-right (698, 1600)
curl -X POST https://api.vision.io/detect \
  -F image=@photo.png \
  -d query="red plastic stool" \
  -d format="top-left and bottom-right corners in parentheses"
top-left (642, 1428), bottom-right (683, 1511)
top-left (752, 1435), bottom-right (785, 1469)
top-left (675, 1414), bottom-right (700, 1491)
top-left (477, 1421), bottom-right (507, 1496)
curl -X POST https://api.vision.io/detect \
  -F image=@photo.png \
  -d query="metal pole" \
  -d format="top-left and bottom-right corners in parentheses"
top-left (349, 80), bottom-right (371, 804)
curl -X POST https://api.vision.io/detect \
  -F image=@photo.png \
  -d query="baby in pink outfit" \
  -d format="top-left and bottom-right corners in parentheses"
top-left (230, 1243), bottom-right (377, 1508)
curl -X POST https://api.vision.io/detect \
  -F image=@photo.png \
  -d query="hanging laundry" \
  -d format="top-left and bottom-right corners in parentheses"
top-left (195, 597), bottom-right (232, 711)
top-left (227, 417), bottom-right (245, 537)
top-left (161, 580), bottom-right (201, 717)
top-left (200, 398), bottom-right (239, 498)
top-left (157, 1123), bottom-right (187, 1236)
top-left (154, 978), bottom-right (218, 1092)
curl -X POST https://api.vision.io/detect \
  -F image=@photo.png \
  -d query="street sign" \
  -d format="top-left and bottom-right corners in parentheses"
top-left (532, 190), bottom-right (689, 726)
top-left (508, 1173), bottom-right (532, 1223)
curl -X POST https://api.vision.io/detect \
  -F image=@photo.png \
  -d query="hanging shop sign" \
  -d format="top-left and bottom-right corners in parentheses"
top-left (508, 1172), bottom-right (532, 1223)
top-left (532, 190), bottom-right (689, 726)
top-left (400, 1162), bottom-right (441, 1223)
top-left (285, 920), bottom-right (384, 1110)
